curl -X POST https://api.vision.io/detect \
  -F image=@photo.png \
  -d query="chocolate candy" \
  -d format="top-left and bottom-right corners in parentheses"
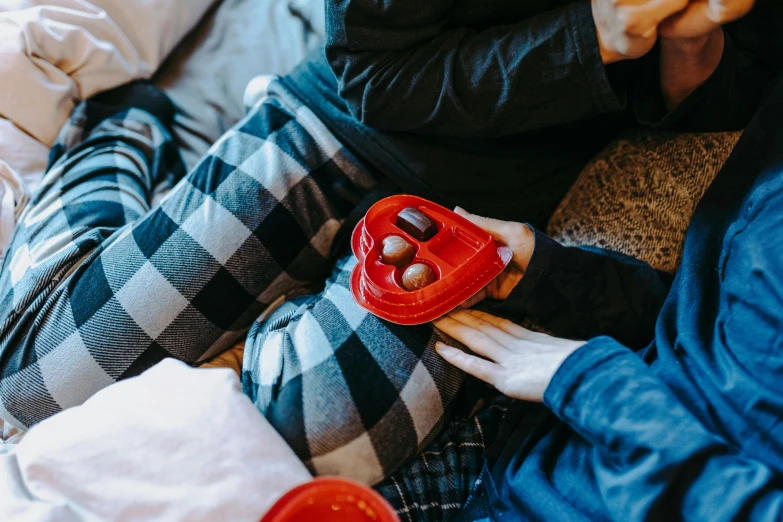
top-left (380, 235), bottom-right (416, 268)
top-left (402, 263), bottom-right (437, 291)
top-left (396, 207), bottom-right (438, 242)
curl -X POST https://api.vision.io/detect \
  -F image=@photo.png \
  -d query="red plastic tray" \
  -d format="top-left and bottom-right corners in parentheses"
top-left (261, 478), bottom-right (399, 522)
top-left (351, 195), bottom-right (512, 325)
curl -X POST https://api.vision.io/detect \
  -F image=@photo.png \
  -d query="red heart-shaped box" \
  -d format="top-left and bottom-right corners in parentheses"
top-left (351, 195), bottom-right (512, 325)
top-left (261, 478), bottom-right (399, 522)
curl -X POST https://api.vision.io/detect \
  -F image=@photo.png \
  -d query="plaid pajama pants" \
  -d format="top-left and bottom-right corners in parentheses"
top-left (376, 396), bottom-right (509, 522)
top-left (0, 80), bottom-right (468, 486)
top-left (242, 255), bottom-right (465, 485)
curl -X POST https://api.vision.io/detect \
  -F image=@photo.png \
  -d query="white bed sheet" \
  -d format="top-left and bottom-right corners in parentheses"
top-left (155, 0), bottom-right (321, 170)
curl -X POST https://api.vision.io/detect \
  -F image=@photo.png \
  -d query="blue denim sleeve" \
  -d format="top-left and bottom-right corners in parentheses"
top-left (325, 1), bottom-right (626, 136)
top-left (496, 229), bottom-right (672, 349)
top-left (543, 337), bottom-right (783, 521)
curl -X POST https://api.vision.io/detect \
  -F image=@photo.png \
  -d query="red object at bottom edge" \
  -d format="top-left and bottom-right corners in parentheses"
top-left (261, 477), bottom-right (400, 522)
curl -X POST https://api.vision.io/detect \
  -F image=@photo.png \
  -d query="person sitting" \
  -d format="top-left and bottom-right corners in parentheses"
top-left (0, 1), bottom-right (778, 520)
top-left (425, 82), bottom-right (783, 517)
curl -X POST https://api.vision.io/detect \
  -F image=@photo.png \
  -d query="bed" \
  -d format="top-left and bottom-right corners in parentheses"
top-left (0, 1), bottom-right (742, 519)
top-left (0, 0), bottom-right (323, 256)
top-left (153, 0), bottom-right (322, 171)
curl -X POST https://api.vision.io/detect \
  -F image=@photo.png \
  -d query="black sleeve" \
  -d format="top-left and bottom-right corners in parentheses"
top-left (325, 0), bottom-right (627, 137)
top-left (496, 229), bottom-right (674, 349)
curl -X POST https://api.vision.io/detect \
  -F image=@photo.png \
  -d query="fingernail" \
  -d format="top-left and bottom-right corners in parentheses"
top-left (435, 342), bottom-right (454, 355)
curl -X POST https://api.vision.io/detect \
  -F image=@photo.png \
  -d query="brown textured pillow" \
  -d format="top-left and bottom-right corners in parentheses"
top-left (546, 131), bottom-right (742, 273)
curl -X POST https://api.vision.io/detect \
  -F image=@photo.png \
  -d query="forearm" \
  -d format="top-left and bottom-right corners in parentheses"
top-left (636, 28), bottom-right (775, 131)
top-left (545, 338), bottom-right (783, 521)
top-left (326, 1), bottom-right (625, 136)
top-left (660, 29), bottom-right (726, 111)
top-left (497, 230), bottom-right (673, 348)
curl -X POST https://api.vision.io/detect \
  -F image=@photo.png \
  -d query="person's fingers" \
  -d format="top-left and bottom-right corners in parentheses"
top-left (465, 309), bottom-right (581, 347)
top-left (661, 0), bottom-right (754, 39)
top-left (433, 315), bottom-right (508, 362)
top-left (454, 207), bottom-right (528, 245)
top-left (463, 309), bottom-right (531, 338)
top-left (447, 309), bottom-right (519, 349)
top-left (454, 207), bottom-right (535, 272)
top-left (435, 342), bottom-right (502, 387)
top-left (460, 287), bottom-right (488, 309)
top-left (602, 0), bottom-right (687, 42)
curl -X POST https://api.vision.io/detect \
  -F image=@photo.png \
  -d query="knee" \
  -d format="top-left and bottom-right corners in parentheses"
top-left (242, 293), bottom-right (465, 485)
top-left (0, 282), bottom-right (115, 429)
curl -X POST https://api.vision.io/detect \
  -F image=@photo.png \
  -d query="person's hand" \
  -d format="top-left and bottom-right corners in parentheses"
top-left (433, 309), bottom-right (586, 402)
top-left (453, 207), bottom-right (534, 308)
top-left (592, 0), bottom-right (690, 64)
top-left (659, 0), bottom-right (755, 39)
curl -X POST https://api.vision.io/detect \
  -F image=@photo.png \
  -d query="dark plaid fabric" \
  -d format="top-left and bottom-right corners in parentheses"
top-left (0, 79), bottom-right (467, 485)
top-left (374, 398), bottom-right (509, 522)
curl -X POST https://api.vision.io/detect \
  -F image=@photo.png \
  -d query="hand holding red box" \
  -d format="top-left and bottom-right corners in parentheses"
top-left (350, 195), bottom-right (512, 325)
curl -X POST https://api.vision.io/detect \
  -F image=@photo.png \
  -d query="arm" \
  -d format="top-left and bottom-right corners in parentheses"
top-left (326, 1), bottom-right (618, 136)
top-left (325, 0), bottom-right (686, 136)
top-left (497, 230), bottom-right (673, 349)
top-left (635, 0), bottom-right (778, 131)
top-left (635, 29), bottom-right (776, 131)
top-left (545, 338), bottom-right (783, 521)
top-left (455, 209), bottom-right (672, 349)
top-left (434, 322), bottom-right (783, 521)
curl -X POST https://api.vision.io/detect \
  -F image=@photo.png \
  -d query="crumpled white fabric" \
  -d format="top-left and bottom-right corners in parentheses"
top-left (0, 0), bottom-right (216, 259)
top-left (0, 120), bottom-right (47, 259)
top-left (0, 359), bottom-right (311, 522)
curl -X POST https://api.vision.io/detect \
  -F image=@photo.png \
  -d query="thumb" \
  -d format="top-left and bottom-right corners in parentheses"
top-left (454, 206), bottom-right (521, 244)
top-left (454, 207), bottom-right (535, 272)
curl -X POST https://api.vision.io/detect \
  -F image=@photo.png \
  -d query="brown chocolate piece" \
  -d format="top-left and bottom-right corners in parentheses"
top-left (396, 207), bottom-right (438, 242)
top-left (402, 263), bottom-right (437, 291)
top-left (380, 235), bottom-right (416, 268)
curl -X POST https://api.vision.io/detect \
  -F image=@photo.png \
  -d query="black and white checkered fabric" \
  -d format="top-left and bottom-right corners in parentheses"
top-left (0, 80), bottom-right (377, 425)
top-left (243, 254), bottom-right (465, 484)
top-left (0, 79), bottom-right (466, 485)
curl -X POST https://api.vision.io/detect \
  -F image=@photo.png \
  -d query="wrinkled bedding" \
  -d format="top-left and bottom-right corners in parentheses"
top-left (0, 0), bottom-right (322, 255)
top-left (156, 0), bottom-right (321, 170)
top-left (0, 0), bottom-right (217, 255)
